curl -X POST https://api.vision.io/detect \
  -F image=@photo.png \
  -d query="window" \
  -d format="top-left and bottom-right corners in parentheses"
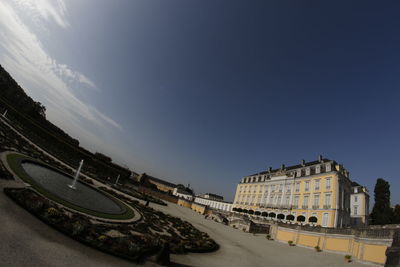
top-left (271, 185), bottom-right (275, 191)
top-left (303, 195), bottom-right (309, 208)
top-left (325, 194), bottom-right (331, 208)
top-left (354, 205), bottom-right (358, 215)
top-left (277, 196), bottom-right (281, 205)
top-left (294, 196), bottom-right (299, 207)
top-left (296, 169), bottom-right (302, 177)
top-left (306, 168), bottom-right (310, 176)
top-left (322, 213), bottom-right (329, 227)
top-left (354, 196), bottom-right (358, 202)
top-left (285, 196), bottom-right (290, 205)
top-left (326, 177), bottom-right (331, 189)
top-left (295, 182), bottom-right (300, 192)
top-left (315, 180), bottom-right (320, 190)
top-left (305, 181), bottom-right (310, 191)
top-left (313, 195), bottom-right (320, 208)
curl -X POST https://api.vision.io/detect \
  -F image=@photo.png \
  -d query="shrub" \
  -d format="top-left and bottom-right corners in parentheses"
top-left (344, 255), bottom-right (352, 262)
top-left (288, 240), bottom-right (295, 246)
top-left (314, 245), bottom-right (322, 252)
top-left (47, 207), bottom-right (59, 216)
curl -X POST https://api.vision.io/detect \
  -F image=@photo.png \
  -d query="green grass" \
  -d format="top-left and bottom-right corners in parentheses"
top-left (6, 153), bottom-right (136, 220)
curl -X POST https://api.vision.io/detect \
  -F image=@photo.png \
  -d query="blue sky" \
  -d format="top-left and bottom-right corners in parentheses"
top-left (1, 0), bottom-right (400, 204)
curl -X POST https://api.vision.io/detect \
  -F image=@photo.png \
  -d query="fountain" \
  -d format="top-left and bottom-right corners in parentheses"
top-left (68, 159), bottom-right (83, 190)
top-left (114, 174), bottom-right (120, 186)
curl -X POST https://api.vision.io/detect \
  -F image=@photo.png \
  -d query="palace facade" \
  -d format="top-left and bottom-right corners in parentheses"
top-left (232, 156), bottom-right (353, 228)
top-left (350, 184), bottom-right (370, 226)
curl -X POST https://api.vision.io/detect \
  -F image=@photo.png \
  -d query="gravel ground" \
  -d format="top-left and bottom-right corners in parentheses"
top-left (152, 202), bottom-right (370, 267)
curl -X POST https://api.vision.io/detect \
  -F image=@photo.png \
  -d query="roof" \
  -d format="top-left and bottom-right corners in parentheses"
top-left (143, 173), bottom-right (177, 188)
top-left (176, 188), bottom-right (193, 196)
top-left (248, 158), bottom-right (336, 176)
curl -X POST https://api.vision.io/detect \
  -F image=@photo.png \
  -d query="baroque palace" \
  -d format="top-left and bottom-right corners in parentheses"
top-left (232, 156), bottom-right (359, 228)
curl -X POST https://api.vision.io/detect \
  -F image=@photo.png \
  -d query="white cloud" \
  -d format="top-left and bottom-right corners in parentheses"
top-left (14, 0), bottom-right (70, 28)
top-left (0, 1), bottom-right (122, 132)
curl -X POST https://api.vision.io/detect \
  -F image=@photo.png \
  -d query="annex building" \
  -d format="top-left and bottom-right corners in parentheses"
top-left (232, 156), bottom-right (358, 228)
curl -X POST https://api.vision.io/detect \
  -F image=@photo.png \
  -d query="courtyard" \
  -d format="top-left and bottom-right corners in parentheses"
top-left (0, 178), bottom-right (368, 267)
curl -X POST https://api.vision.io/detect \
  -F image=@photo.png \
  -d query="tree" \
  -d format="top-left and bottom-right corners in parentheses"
top-left (370, 178), bottom-right (393, 225)
top-left (393, 204), bottom-right (400, 224)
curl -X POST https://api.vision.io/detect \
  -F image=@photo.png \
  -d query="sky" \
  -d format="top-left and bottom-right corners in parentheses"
top-left (1, 0), bottom-right (400, 204)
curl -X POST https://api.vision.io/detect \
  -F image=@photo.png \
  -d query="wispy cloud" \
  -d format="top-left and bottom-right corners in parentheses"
top-left (0, 0), bottom-right (122, 132)
top-left (14, 0), bottom-right (70, 28)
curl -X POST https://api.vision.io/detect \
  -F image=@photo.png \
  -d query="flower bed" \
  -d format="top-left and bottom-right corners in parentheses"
top-left (5, 187), bottom-right (219, 264)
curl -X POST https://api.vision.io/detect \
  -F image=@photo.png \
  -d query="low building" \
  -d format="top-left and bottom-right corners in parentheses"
top-left (173, 187), bottom-right (194, 201)
top-left (191, 202), bottom-right (208, 215)
top-left (350, 183), bottom-right (369, 226)
top-left (177, 198), bottom-right (192, 208)
top-left (136, 173), bottom-right (176, 193)
top-left (194, 195), bottom-right (232, 213)
top-left (197, 193), bottom-right (224, 201)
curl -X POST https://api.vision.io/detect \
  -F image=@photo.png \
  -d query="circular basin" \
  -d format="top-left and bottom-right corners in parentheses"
top-left (5, 153), bottom-right (136, 220)
top-left (22, 162), bottom-right (125, 215)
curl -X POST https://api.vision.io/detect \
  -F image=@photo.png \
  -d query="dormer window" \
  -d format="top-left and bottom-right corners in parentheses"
top-left (315, 165), bottom-right (321, 174)
top-left (326, 163), bottom-right (331, 172)
top-left (306, 168), bottom-right (310, 176)
top-left (296, 169), bottom-right (302, 177)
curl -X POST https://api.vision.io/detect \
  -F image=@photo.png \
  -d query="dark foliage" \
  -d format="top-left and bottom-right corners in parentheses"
top-left (370, 178), bottom-right (393, 225)
top-left (392, 205), bottom-right (400, 224)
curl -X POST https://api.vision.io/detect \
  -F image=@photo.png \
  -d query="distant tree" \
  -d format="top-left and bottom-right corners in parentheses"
top-left (370, 178), bottom-right (393, 225)
top-left (393, 205), bottom-right (400, 224)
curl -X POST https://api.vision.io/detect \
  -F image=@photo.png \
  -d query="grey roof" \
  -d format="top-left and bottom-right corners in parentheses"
top-left (248, 158), bottom-right (335, 177)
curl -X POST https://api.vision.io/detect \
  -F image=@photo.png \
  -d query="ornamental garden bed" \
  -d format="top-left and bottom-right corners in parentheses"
top-left (5, 187), bottom-right (218, 264)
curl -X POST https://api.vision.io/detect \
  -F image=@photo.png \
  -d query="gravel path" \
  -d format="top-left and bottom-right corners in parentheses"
top-left (152, 202), bottom-right (370, 267)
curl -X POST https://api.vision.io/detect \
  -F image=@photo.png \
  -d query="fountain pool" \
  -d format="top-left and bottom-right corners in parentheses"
top-left (5, 153), bottom-right (136, 220)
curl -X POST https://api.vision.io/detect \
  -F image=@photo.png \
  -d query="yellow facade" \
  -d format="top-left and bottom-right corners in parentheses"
top-left (177, 198), bottom-right (192, 208)
top-left (150, 181), bottom-right (175, 193)
top-left (233, 159), bottom-right (352, 228)
top-left (191, 203), bottom-right (207, 214)
top-left (297, 234), bottom-right (319, 248)
top-left (363, 244), bottom-right (387, 264)
top-left (274, 227), bottom-right (390, 265)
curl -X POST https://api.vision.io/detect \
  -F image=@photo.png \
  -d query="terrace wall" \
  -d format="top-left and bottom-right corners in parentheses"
top-left (272, 224), bottom-right (396, 265)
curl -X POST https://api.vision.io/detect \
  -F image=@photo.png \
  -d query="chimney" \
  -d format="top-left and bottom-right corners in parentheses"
top-left (301, 159), bottom-right (305, 166)
top-left (318, 155), bottom-right (323, 162)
